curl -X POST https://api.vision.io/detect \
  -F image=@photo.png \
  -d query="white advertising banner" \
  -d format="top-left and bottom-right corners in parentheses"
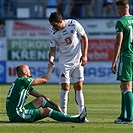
top-left (6, 19), bottom-right (116, 39)
top-left (6, 20), bottom-right (50, 38)
top-left (78, 19), bottom-right (116, 39)
top-left (0, 37), bottom-right (7, 61)
top-left (6, 61), bottom-right (119, 84)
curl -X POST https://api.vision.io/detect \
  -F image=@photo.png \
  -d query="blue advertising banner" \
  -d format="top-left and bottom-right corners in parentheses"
top-left (0, 61), bottom-right (6, 83)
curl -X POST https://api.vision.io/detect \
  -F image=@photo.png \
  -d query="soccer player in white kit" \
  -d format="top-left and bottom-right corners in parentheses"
top-left (48, 12), bottom-right (88, 122)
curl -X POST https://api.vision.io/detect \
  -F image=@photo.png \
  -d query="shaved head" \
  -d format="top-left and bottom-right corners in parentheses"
top-left (16, 64), bottom-right (31, 78)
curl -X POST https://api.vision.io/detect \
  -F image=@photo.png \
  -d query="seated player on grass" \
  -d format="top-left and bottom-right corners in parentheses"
top-left (6, 64), bottom-right (87, 123)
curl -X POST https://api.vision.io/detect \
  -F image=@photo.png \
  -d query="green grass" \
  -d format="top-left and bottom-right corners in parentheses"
top-left (1, 84), bottom-right (133, 133)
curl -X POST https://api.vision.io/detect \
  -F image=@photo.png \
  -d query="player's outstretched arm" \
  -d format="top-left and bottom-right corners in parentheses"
top-left (31, 65), bottom-right (55, 85)
top-left (42, 63), bottom-right (55, 80)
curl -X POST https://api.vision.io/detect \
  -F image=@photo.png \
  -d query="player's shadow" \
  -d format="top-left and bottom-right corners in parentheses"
top-left (0, 121), bottom-right (73, 124)
top-left (0, 120), bottom-right (59, 124)
top-left (0, 121), bottom-right (10, 123)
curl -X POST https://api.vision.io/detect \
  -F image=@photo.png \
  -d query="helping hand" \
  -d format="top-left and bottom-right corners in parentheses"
top-left (48, 61), bottom-right (55, 70)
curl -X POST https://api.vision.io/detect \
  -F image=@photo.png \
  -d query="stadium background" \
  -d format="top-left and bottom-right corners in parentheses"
top-left (0, 0), bottom-right (133, 84)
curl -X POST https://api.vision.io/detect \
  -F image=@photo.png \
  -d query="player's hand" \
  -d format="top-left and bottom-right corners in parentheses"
top-left (111, 63), bottom-right (116, 74)
top-left (80, 55), bottom-right (87, 66)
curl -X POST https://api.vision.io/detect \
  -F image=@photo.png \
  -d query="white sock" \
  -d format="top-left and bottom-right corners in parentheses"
top-left (60, 89), bottom-right (69, 114)
top-left (75, 90), bottom-right (84, 114)
top-left (48, 109), bottom-right (53, 117)
top-left (42, 97), bottom-right (47, 107)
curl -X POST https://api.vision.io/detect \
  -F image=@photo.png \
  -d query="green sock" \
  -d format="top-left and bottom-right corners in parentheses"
top-left (119, 92), bottom-right (126, 118)
top-left (43, 101), bottom-right (57, 110)
top-left (49, 110), bottom-right (80, 123)
top-left (124, 91), bottom-right (133, 120)
top-left (44, 101), bottom-right (58, 111)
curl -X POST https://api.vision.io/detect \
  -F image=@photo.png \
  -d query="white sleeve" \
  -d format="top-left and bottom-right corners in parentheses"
top-left (74, 20), bottom-right (85, 36)
top-left (49, 32), bottom-right (56, 47)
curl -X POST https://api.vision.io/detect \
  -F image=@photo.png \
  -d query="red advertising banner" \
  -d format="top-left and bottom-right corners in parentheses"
top-left (88, 39), bottom-right (115, 61)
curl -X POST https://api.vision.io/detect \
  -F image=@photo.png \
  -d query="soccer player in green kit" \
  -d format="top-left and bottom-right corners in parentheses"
top-left (6, 64), bottom-right (87, 123)
top-left (111, 0), bottom-right (133, 124)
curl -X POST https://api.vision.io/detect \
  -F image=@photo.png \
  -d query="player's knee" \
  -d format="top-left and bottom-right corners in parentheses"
top-left (43, 107), bottom-right (51, 111)
top-left (61, 83), bottom-right (70, 90)
top-left (37, 96), bottom-right (44, 102)
top-left (36, 97), bottom-right (48, 108)
top-left (40, 107), bottom-right (52, 117)
top-left (74, 83), bottom-right (82, 90)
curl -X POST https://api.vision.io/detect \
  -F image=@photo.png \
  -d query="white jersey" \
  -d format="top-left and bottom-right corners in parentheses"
top-left (49, 19), bottom-right (85, 65)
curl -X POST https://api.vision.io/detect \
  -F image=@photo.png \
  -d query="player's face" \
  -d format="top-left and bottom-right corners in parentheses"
top-left (50, 21), bottom-right (62, 30)
top-left (116, 6), bottom-right (123, 17)
top-left (26, 66), bottom-right (32, 77)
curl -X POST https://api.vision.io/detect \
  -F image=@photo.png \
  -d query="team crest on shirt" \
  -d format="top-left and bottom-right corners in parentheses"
top-left (65, 37), bottom-right (72, 44)
top-left (57, 35), bottom-right (62, 40)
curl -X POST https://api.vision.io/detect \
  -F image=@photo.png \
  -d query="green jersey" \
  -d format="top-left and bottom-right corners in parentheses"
top-left (6, 77), bottom-right (34, 119)
top-left (115, 15), bottom-right (133, 62)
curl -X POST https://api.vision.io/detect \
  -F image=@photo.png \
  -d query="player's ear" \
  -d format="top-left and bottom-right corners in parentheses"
top-left (59, 20), bottom-right (62, 23)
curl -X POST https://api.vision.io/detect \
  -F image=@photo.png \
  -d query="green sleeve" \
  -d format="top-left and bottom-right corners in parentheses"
top-left (22, 77), bottom-right (34, 87)
top-left (115, 20), bottom-right (123, 33)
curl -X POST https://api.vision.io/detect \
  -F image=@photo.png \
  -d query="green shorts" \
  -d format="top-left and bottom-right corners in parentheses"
top-left (117, 62), bottom-right (133, 81)
top-left (9, 102), bottom-right (41, 123)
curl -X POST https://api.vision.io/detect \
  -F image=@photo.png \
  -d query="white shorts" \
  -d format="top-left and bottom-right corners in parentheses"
top-left (59, 63), bottom-right (84, 84)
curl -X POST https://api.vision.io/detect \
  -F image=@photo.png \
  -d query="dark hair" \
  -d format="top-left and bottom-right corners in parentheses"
top-left (116, 0), bottom-right (129, 6)
top-left (49, 12), bottom-right (62, 23)
top-left (16, 65), bottom-right (21, 73)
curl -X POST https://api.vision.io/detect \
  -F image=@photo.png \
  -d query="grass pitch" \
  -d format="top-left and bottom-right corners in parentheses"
top-left (1, 84), bottom-right (133, 133)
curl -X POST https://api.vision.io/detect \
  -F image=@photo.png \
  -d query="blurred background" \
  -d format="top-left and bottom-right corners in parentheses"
top-left (0, 0), bottom-right (125, 18)
top-left (0, 0), bottom-right (133, 84)
top-left (0, 0), bottom-right (133, 19)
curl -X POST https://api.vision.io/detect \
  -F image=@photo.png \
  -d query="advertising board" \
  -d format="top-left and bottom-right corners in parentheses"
top-left (6, 61), bottom-right (118, 84)
top-left (0, 37), bottom-right (7, 61)
top-left (5, 19), bottom-right (118, 83)
top-left (0, 61), bottom-right (6, 83)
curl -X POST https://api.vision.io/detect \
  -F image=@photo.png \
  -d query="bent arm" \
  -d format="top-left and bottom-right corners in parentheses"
top-left (30, 90), bottom-right (62, 112)
top-left (80, 33), bottom-right (88, 66)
